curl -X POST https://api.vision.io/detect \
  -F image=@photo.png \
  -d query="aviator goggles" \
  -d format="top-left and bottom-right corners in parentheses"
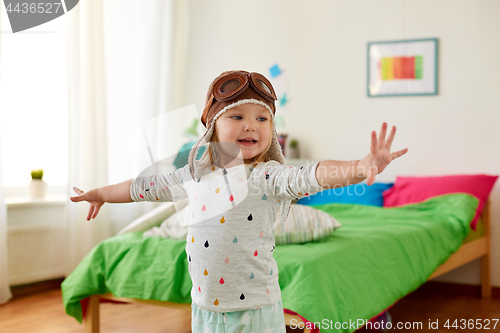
top-left (202, 71), bottom-right (277, 126)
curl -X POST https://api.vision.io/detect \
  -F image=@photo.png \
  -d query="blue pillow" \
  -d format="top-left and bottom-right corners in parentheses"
top-left (297, 182), bottom-right (394, 207)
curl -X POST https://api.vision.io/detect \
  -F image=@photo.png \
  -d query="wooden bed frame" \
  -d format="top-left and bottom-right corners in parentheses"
top-left (83, 199), bottom-right (492, 333)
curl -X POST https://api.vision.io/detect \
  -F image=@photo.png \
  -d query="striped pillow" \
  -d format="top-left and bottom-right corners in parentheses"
top-left (273, 204), bottom-right (341, 245)
top-left (142, 203), bottom-right (341, 245)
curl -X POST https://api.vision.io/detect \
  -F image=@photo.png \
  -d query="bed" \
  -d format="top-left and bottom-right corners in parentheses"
top-left (61, 177), bottom-right (495, 333)
top-left (61, 166), bottom-right (498, 333)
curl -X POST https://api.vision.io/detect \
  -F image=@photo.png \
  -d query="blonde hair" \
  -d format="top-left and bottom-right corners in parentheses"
top-left (197, 120), bottom-right (274, 169)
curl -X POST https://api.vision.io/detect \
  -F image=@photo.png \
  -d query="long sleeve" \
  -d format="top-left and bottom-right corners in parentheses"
top-left (130, 165), bottom-right (189, 203)
top-left (262, 161), bottom-right (325, 201)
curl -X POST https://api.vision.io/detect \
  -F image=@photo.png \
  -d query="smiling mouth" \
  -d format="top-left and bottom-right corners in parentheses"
top-left (238, 139), bottom-right (257, 145)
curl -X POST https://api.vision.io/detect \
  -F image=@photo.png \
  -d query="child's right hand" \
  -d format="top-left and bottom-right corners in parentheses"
top-left (70, 187), bottom-right (105, 221)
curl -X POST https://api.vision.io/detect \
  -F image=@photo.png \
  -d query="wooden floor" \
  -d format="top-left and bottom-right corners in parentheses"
top-left (356, 287), bottom-right (500, 332)
top-left (0, 289), bottom-right (192, 333)
top-left (1, 284), bottom-right (499, 333)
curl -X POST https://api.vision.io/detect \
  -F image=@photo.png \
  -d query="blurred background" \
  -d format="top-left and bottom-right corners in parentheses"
top-left (0, 0), bottom-right (498, 305)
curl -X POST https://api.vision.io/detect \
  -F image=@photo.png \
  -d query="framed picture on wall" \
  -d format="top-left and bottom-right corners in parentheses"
top-left (367, 38), bottom-right (438, 97)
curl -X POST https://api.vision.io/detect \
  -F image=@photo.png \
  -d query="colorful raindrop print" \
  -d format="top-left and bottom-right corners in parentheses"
top-left (267, 289), bottom-right (270, 296)
top-left (240, 293), bottom-right (245, 300)
top-left (214, 299), bottom-right (219, 306)
top-left (188, 255), bottom-right (191, 262)
top-left (192, 236), bottom-right (194, 243)
top-left (229, 195), bottom-right (234, 201)
top-left (204, 269), bottom-right (208, 276)
top-left (139, 194), bottom-right (144, 199)
top-left (150, 182), bottom-right (155, 186)
top-left (250, 272), bottom-right (255, 279)
top-left (262, 194), bottom-right (267, 200)
top-left (204, 240), bottom-right (209, 248)
top-left (247, 214), bottom-right (253, 221)
top-left (198, 286), bottom-right (201, 292)
top-left (219, 277), bottom-right (225, 284)
top-left (233, 237), bottom-right (238, 244)
top-left (225, 257), bottom-right (230, 264)
top-left (223, 169), bottom-right (228, 175)
top-left (259, 231), bottom-right (264, 237)
top-left (220, 217), bottom-right (225, 224)
top-left (270, 269), bottom-right (273, 275)
top-left (215, 187), bottom-right (220, 193)
top-left (254, 250), bottom-right (258, 257)
top-left (202, 205), bottom-right (206, 211)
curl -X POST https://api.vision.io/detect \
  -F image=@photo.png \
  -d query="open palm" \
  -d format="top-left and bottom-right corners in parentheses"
top-left (358, 122), bottom-right (408, 186)
top-left (70, 187), bottom-right (105, 221)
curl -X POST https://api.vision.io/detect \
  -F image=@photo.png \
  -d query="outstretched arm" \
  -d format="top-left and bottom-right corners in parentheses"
top-left (98, 179), bottom-right (134, 203)
top-left (315, 159), bottom-right (365, 189)
top-left (315, 122), bottom-right (408, 189)
top-left (70, 179), bottom-right (133, 221)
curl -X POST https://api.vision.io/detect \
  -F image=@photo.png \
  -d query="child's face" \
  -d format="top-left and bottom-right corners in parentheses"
top-left (215, 103), bottom-right (272, 162)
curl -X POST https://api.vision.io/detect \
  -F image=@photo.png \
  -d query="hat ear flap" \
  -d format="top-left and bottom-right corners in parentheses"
top-left (201, 94), bottom-right (214, 127)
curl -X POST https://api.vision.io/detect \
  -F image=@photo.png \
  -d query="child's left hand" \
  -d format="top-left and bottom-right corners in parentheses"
top-left (357, 122), bottom-right (408, 186)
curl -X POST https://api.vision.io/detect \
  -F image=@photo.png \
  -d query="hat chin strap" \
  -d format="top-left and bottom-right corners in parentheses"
top-left (187, 98), bottom-right (292, 224)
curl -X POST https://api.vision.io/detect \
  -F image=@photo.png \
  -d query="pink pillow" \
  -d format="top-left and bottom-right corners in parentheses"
top-left (383, 175), bottom-right (498, 230)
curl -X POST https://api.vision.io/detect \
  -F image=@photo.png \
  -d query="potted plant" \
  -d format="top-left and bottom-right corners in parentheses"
top-left (288, 139), bottom-right (300, 159)
top-left (29, 169), bottom-right (47, 198)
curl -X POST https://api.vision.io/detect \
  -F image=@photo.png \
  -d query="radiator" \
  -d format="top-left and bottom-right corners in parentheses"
top-left (7, 225), bottom-right (66, 286)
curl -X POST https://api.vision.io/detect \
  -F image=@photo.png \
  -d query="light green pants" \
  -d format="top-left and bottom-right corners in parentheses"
top-left (191, 300), bottom-right (286, 333)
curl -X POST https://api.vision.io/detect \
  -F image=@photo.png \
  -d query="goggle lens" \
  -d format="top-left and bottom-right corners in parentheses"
top-left (254, 78), bottom-right (272, 95)
top-left (220, 78), bottom-right (242, 94)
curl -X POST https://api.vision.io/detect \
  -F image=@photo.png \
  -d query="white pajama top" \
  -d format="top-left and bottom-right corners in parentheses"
top-left (130, 160), bottom-right (324, 312)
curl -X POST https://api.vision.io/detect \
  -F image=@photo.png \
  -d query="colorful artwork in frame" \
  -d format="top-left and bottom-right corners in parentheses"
top-left (367, 38), bottom-right (438, 97)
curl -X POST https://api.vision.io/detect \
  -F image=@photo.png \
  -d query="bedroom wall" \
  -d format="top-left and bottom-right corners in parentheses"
top-left (178, 0), bottom-right (500, 287)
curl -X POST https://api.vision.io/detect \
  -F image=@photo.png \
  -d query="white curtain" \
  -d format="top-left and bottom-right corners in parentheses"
top-left (65, 0), bottom-right (190, 274)
top-left (0, 135), bottom-right (12, 305)
top-left (0, 6), bottom-right (12, 305)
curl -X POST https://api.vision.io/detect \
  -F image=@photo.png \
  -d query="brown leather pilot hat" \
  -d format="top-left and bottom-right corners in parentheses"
top-left (201, 70), bottom-right (277, 129)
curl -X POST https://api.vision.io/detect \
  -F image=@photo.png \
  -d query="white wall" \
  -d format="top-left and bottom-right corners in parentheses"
top-left (179, 0), bottom-right (500, 287)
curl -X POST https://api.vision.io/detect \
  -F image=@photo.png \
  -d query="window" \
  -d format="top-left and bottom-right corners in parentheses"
top-left (0, 7), bottom-right (68, 189)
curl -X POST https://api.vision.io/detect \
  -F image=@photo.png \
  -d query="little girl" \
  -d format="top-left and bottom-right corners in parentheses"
top-left (71, 70), bottom-right (408, 332)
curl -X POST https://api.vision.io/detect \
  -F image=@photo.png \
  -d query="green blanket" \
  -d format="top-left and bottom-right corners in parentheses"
top-left (62, 193), bottom-right (478, 332)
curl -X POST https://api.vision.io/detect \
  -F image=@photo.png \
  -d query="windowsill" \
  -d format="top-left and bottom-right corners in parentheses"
top-left (5, 195), bottom-right (68, 208)
top-left (4, 184), bottom-right (68, 208)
